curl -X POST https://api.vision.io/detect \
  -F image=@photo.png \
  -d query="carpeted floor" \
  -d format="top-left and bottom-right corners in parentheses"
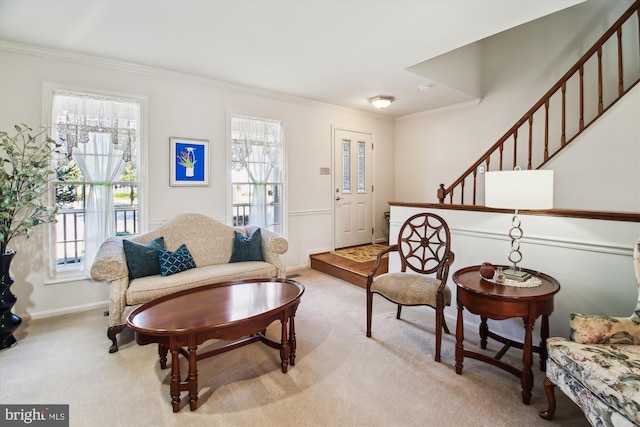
top-left (0, 269), bottom-right (588, 427)
top-left (330, 244), bottom-right (389, 263)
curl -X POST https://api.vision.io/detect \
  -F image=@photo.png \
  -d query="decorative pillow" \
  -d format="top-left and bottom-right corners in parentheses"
top-left (123, 237), bottom-right (165, 280)
top-left (570, 313), bottom-right (640, 345)
top-left (158, 243), bottom-right (197, 277)
top-left (229, 228), bottom-right (264, 263)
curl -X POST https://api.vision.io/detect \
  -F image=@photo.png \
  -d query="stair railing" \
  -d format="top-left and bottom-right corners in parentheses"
top-left (438, 0), bottom-right (640, 205)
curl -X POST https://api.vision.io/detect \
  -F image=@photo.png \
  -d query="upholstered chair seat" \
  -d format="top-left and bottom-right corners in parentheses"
top-left (370, 273), bottom-right (452, 307)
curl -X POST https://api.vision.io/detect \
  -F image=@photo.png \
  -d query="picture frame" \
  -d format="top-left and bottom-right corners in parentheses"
top-left (169, 137), bottom-right (209, 186)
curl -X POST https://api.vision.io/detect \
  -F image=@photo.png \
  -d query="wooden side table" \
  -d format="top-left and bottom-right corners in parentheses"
top-left (453, 265), bottom-right (560, 405)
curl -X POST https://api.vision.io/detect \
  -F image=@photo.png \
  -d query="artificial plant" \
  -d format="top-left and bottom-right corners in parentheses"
top-left (0, 124), bottom-right (60, 255)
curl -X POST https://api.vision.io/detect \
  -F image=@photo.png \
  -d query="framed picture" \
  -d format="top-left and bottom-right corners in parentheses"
top-left (170, 137), bottom-right (209, 186)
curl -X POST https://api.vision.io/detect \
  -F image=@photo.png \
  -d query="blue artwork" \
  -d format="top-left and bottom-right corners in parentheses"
top-left (175, 142), bottom-right (205, 182)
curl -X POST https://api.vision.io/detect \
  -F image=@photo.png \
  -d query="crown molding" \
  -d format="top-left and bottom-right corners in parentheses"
top-left (0, 40), bottom-right (393, 121)
top-left (0, 40), bottom-right (305, 101)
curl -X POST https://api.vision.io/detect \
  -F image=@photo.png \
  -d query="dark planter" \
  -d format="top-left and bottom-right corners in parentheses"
top-left (0, 250), bottom-right (22, 349)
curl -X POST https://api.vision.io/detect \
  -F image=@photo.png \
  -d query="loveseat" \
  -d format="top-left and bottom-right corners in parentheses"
top-left (90, 213), bottom-right (288, 353)
top-left (540, 240), bottom-right (640, 426)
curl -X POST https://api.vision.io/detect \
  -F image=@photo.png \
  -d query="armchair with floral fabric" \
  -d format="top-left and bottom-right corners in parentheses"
top-left (540, 240), bottom-right (640, 426)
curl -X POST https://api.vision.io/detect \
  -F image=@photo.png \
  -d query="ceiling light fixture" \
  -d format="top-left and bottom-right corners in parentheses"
top-left (368, 95), bottom-right (394, 110)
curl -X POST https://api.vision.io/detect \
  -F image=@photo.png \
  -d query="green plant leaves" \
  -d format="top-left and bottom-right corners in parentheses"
top-left (0, 124), bottom-right (59, 254)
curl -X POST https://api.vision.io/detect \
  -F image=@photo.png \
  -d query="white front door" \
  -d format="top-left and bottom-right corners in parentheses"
top-left (334, 128), bottom-right (373, 248)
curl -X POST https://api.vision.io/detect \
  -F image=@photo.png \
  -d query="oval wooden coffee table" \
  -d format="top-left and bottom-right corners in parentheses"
top-left (127, 278), bottom-right (304, 412)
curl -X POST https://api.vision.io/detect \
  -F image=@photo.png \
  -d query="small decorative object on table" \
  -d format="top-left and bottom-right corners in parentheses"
top-left (495, 267), bottom-right (505, 284)
top-left (479, 262), bottom-right (496, 279)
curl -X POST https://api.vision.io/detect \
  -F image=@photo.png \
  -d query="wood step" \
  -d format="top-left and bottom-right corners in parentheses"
top-left (310, 251), bottom-right (388, 288)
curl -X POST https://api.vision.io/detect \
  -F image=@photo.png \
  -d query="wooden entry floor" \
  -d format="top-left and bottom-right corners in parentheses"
top-left (310, 245), bottom-right (388, 288)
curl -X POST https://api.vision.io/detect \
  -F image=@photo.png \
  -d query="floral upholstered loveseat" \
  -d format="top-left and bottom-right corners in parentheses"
top-left (91, 213), bottom-right (288, 353)
top-left (540, 240), bottom-right (640, 426)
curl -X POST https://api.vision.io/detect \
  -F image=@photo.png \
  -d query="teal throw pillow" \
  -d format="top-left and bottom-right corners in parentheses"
top-left (123, 237), bottom-right (165, 280)
top-left (158, 243), bottom-right (197, 277)
top-left (229, 229), bottom-right (264, 263)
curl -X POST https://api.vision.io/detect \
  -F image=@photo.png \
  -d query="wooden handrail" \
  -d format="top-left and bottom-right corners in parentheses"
top-left (438, 0), bottom-right (640, 207)
top-left (390, 201), bottom-right (640, 223)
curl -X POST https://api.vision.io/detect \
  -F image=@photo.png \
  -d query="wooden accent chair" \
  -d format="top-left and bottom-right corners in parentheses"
top-left (366, 212), bottom-right (455, 362)
top-left (540, 239), bottom-right (640, 426)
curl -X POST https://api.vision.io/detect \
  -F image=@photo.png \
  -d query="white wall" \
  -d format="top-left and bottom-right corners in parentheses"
top-left (0, 45), bottom-right (395, 319)
top-left (549, 85), bottom-right (640, 211)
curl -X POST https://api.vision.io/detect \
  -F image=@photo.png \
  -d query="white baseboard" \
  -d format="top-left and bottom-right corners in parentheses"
top-left (26, 301), bottom-right (109, 321)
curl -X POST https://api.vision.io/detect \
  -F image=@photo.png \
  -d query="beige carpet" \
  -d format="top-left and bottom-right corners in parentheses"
top-left (0, 269), bottom-right (588, 427)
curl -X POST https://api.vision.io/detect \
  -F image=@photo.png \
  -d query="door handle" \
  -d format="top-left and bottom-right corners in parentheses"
top-left (336, 196), bottom-right (343, 201)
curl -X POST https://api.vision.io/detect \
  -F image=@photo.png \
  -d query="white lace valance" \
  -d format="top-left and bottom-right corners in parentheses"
top-left (52, 91), bottom-right (140, 163)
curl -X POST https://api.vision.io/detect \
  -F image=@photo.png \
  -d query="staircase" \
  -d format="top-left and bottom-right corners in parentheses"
top-left (438, 0), bottom-right (640, 211)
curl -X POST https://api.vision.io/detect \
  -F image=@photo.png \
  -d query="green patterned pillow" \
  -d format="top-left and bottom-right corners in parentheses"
top-left (158, 243), bottom-right (196, 277)
top-left (229, 229), bottom-right (264, 263)
top-left (123, 237), bottom-right (165, 279)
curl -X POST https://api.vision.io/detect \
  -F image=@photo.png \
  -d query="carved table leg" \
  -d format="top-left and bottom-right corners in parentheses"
top-left (520, 317), bottom-right (534, 405)
top-left (158, 344), bottom-right (168, 369)
top-left (289, 313), bottom-right (297, 366)
top-left (539, 315), bottom-right (549, 371)
top-left (280, 317), bottom-right (290, 373)
top-left (170, 346), bottom-right (181, 412)
top-left (188, 338), bottom-right (198, 411)
top-left (455, 302), bottom-right (464, 374)
top-left (480, 316), bottom-right (488, 349)
top-left (539, 377), bottom-right (557, 420)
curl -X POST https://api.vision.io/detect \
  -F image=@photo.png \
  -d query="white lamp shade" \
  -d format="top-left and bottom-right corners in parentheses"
top-left (485, 169), bottom-right (553, 210)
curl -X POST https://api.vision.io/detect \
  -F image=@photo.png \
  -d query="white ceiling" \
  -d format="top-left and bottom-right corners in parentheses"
top-left (0, 0), bottom-right (584, 117)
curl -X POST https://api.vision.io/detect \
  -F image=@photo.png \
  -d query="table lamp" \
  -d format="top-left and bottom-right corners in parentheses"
top-left (485, 167), bottom-right (553, 281)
